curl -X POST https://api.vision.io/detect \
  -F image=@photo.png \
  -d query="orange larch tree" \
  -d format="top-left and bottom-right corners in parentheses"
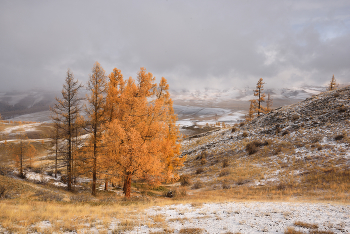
top-left (254, 78), bottom-right (266, 116)
top-left (246, 99), bottom-right (256, 122)
top-left (103, 68), bottom-right (184, 198)
top-left (328, 75), bottom-right (337, 91)
top-left (105, 68), bottom-right (125, 122)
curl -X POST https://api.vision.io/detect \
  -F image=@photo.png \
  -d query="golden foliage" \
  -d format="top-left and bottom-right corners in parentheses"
top-left (103, 68), bottom-right (184, 198)
top-left (328, 74), bottom-right (337, 91)
top-left (253, 78), bottom-right (267, 116)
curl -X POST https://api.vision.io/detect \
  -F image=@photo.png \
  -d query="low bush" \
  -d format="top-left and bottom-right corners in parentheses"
top-left (294, 221), bottom-right (318, 229)
top-left (310, 135), bottom-right (322, 143)
top-left (246, 140), bottom-right (268, 155)
top-left (195, 168), bottom-right (204, 174)
top-left (242, 132), bottom-right (248, 138)
top-left (338, 105), bottom-right (347, 112)
top-left (222, 181), bottom-right (230, 189)
top-left (222, 158), bottom-right (229, 168)
top-left (246, 142), bottom-right (258, 155)
top-left (284, 227), bottom-right (304, 234)
top-left (236, 179), bottom-right (250, 185)
top-left (179, 174), bottom-right (192, 186)
top-left (0, 165), bottom-right (10, 176)
top-left (32, 167), bottom-right (43, 174)
top-left (165, 187), bottom-right (187, 198)
top-left (192, 180), bottom-right (203, 189)
top-left (179, 228), bottom-right (203, 234)
top-left (275, 124), bottom-right (281, 134)
top-left (0, 185), bottom-right (6, 198)
top-left (291, 114), bottom-right (300, 121)
top-left (219, 168), bottom-right (230, 177)
top-left (334, 134), bottom-right (345, 141)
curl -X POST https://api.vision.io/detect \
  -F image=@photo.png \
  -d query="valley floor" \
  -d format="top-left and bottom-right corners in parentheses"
top-left (0, 199), bottom-right (349, 234)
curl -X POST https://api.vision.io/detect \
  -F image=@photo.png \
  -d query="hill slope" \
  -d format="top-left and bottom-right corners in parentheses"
top-left (180, 86), bottom-right (350, 201)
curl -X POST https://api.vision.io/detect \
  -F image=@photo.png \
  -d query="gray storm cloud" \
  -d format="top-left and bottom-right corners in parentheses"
top-left (0, 0), bottom-right (349, 92)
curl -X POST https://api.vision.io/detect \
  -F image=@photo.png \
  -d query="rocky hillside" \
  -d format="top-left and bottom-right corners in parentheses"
top-left (180, 86), bottom-right (350, 201)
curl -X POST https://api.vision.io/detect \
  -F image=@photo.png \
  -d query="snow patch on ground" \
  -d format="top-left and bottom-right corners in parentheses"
top-left (3, 123), bottom-right (42, 134)
top-left (142, 202), bottom-right (350, 234)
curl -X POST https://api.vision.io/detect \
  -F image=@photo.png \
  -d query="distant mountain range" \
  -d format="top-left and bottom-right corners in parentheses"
top-left (0, 90), bottom-right (59, 120)
top-left (170, 86), bottom-right (325, 102)
top-left (0, 86), bottom-right (326, 121)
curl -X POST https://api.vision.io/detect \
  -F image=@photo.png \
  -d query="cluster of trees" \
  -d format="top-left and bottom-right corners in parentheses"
top-left (245, 78), bottom-right (272, 121)
top-left (246, 75), bottom-right (339, 122)
top-left (50, 62), bottom-right (184, 198)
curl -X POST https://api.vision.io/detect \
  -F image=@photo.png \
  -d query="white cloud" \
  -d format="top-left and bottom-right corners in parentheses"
top-left (0, 0), bottom-right (349, 91)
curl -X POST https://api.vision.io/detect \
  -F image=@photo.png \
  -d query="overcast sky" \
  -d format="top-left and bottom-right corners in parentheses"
top-left (1, 0), bottom-right (349, 92)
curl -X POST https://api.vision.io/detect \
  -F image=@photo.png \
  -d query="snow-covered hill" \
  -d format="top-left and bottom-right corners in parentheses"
top-left (170, 86), bottom-right (325, 102)
top-left (180, 85), bottom-right (350, 202)
top-left (0, 90), bottom-right (59, 120)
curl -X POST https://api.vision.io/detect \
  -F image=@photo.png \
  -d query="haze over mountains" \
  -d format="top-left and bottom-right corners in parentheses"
top-left (0, 86), bottom-right (325, 124)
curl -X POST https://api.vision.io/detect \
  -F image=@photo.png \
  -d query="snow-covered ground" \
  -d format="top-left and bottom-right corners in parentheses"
top-left (2, 122), bottom-right (42, 134)
top-left (140, 202), bottom-right (350, 234)
top-left (7, 111), bottom-right (52, 122)
top-left (28, 201), bottom-right (350, 233)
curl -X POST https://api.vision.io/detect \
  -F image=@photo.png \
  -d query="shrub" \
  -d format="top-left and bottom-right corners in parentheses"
top-left (284, 227), bottom-right (304, 234)
top-left (246, 140), bottom-right (269, 155)
top-left (275, 125), bottom-right (281, 134)
top-left (179, 228), bottom-right (203, 234)
top-left (294, 221), bottom-right (318, 229)
top-left (33, 167), bottom-right (43, 174)
top-left (246, 141), bottom-right (258, 155)
top-left (335, 134), bottom-right (345, 141)
top-left (179, 174), bottom-right (192, 186)
top-left (37, 192), bottom-right (63, 202)
top-left (60, 175), bottom-right (67, 183)
top-left (338, 105), bottom-right (347, 113)
top-left (239, 122), bottom-right (245, 127)
top-left (242, 132), bottom-right (248, 137)
top-left (192, 180), bottom-right (203, 189)
top-left (0, 165), bottom-right (10, 176)
top-left (291, 114), bottom-right (300, 121)
top-left (222, 181), bottom-right (230, 189)
top-left (70, 195), bottom-right (92, 203)
top-left (222, 158), bottom-right (229, 168)
top-left (173, 187), bottom-right (187, 198)
top-left (231, 127), bottom-right (237, 133)
top-left (196, 168), bottom-right (204, 174)
top-left (311, 135), bottom-right (322, 143)
top-left (0, 185), bottom-right (6, 198)
top-left (282, 130), bottom-right (289, 136)
top-left (236, 179), bottom-right (250, 185)
top-left (201, 157), bottom-right (207, 165)
top-left (219, 168), bottom-right (230, 177)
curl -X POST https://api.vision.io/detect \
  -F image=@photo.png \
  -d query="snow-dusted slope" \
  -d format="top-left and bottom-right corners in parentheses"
top-left (170, 86), bottom-right (325, 102)
top-left (181, 86), bottom-right (350, 193)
